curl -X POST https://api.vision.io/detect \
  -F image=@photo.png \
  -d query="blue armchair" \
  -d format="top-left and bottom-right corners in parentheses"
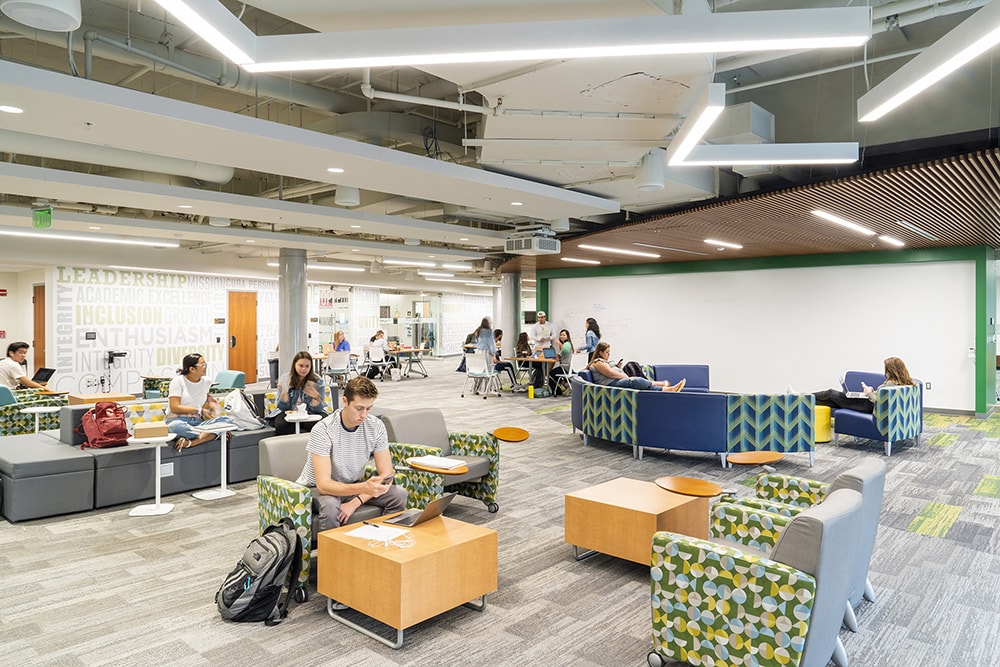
top-left (834, 371), bottom-right (922, 456)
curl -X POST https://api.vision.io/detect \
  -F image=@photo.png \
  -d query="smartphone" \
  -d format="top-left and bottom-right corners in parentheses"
top-left (617, 358), bottom-right (623, 366)
top-left (381, 474), bottom-right (395, 486)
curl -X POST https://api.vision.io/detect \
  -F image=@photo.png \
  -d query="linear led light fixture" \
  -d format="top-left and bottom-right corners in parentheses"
top-left (811, 209), bottom-right (877, 236)
top-left (578, 243), bottom-right (661, 258)
top-left (666, 83), bottom-right (727, 166)
top-left (561, 257), bottom-right (601, 265)
top-left (110, 265), bottom-right (267, 280)
top-left (425, 277), bottom-right (483, 284)
top-left (239, 7), bottom-right (871, 72)
top-left (418, 271), bottom-right (454, 278)
top-left (383, 259), bottom-right (436, 268)
top-left (440, 263), bottom-right (473, 270)
top-left (633, 242), bottom-right (708, 256)
top-left (704, 239), bottom-right (743, 250)
top-left (0, 228), bottom-right (179, 247)
top-left (895, 219), bottom-right (939, 241)
top-left (151, 0), bottom-right (256, 65)
top-left (858, 1), bottom-right (1000, 121)
top-left (267, 261), bottom-right (365, 272)
top-left (680, 142), bottom-right (859, 166)
top-left (879, 235), bottom-right (905, 247)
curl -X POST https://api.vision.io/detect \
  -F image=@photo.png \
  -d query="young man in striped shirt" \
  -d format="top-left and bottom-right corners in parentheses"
top-left (296, 375), bottom-right (408, 531)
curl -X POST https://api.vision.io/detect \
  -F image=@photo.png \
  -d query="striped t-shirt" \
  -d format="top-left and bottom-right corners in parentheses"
top-left (295, 409), bottom-right (388, 487)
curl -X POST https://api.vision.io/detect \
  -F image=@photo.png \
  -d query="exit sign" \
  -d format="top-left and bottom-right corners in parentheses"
top-left (32, 206), bottom-right (53, 228)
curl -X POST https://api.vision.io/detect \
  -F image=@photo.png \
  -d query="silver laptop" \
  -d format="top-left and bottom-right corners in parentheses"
top-left (383, 492), bottom-right (457, 527)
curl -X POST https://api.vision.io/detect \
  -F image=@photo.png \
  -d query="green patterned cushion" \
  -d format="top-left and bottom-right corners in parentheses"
top-left (581, 382), bottom-right (639, 446)
top-left (710, 501), bottom-right (792, 551)
top-left (0, 396), bottom-right (66, 436)
top-left (726, 394), bottom-right (815, 454)
top-left (756, 473), bottom-right (830, 508)
top-left (257, 475), bottom-right (312, 589)
top-left (874, 385), bottom-right (922, 441)
top-left (651, 531), bottom-right (816, 667)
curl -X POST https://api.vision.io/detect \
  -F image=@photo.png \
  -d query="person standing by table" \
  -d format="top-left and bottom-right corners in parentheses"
top-left (0, 341), bottom-right (46, 390)
top-left (529, 310), bottom-right (554, 352)
top-left (166, 353), bottom-right (221, 450)
top-left (274, 351), bottom-right (330, 436)
top-left (576, 318), bottom-right (602, 362)
top-left (296, 375), bottom-right (408, 531)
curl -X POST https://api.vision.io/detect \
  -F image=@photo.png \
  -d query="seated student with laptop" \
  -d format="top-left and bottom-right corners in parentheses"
top-left (0, 342), bottom-right (48, 390)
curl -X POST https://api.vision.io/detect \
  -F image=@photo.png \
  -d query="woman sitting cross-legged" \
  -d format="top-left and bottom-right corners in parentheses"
top-left (586, 341), bottom-right (685, 392)
top-left (166, 353), bottom-right (221, 450)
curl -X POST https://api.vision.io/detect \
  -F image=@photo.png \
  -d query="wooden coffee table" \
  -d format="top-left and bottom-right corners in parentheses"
top-left (564, 477), bottom-right (709, 564)
top-left (317, 515), bottom-right (497, 649)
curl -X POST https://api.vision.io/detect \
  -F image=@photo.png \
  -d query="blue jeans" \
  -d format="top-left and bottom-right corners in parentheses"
top-left (167, 415), bottom-right (204, 439)
top-left (609, 377), bottom-right (654, 390)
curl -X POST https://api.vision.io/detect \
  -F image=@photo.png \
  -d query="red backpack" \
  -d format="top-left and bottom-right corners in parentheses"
top-left (77, 401), bottom-right (131, 449)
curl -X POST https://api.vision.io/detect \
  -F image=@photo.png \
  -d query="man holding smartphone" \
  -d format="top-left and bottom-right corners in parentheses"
top-left (296, 375), bottom-right (408, 531)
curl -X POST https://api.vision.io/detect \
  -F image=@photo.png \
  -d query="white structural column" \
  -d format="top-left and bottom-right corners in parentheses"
top-left (278, 247), bottom-right (308, 372)
top-left (498, 272), bottom-right (521, 359)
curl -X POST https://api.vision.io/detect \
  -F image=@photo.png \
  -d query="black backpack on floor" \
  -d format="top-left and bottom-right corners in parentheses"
top-left (216, 517), bottom-right (302, 625)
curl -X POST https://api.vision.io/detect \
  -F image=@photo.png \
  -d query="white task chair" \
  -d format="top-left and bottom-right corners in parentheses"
top-left (365, 346), bottom-right (392, 381)
top-left (462, 351), bottom-right (501, 399)
top-left (324, 351), bottom-right (352, 387)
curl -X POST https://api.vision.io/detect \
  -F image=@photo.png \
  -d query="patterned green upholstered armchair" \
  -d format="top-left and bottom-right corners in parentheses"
top-left (710, 459), bottom-right (887, 634)
top-left (379, 409), bottom-right (501, 513)
top-left (650, 489), bottom-right (864, 667)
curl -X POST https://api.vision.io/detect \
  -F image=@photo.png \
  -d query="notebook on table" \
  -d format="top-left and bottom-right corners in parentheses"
top-left (383, 492), bottom-right (457, 527)
top-left (32, 368), bottom-right (55, 383)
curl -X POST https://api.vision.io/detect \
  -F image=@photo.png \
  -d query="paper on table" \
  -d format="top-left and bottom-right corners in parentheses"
top-left (345, 524), bottom-right (409, 541)
top-left (409, 455), bottom-right (465, 469)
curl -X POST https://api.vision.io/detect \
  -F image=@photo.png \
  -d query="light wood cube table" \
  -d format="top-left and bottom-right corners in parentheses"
top-left (317, 515), bottom-right (497, 649)
top-left (565, 477), bottom-right (709, 564)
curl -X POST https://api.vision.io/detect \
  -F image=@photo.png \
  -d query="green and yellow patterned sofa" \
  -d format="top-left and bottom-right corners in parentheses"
top-left (0, 388), bottom-right (67, 436)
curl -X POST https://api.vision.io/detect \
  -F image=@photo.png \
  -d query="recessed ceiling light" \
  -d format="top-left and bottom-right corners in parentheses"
top-left (89, 226), bottom-right (101, 230)
top-left (510, 201), bottom-right (524, 206)
top-left (459, 237), bottom-right (469, 241)
top-left (418, 271), bottom-right (454, 278)
top-left (327, 167), bottom-right (345, 173)
top-left (428, 255), bottom-right (435, 258)
top-left (384, 259), bottom-right (436, 268)
top-left (0, 229), bottom-right (178, 248)
top-left (561, 257), bottom-right (601, 265)
top-left (704, 239), bottom-right (743, 250)
top-left (178, 204), bottom-right (193, 209)
top-left (578, 243), bottom-right (660, 258)
top-left (633, 242), bottom-right (708, 256)
top-left (246, 239), bottom-right (255, 243)
top-left (350, 224), bottom-right (361, 229)
top-left (351, 248), bottom-right (359, 252)
top-left (0, 105), bottom-right (24, 114)
top-left (894, 219), bottom-right (939, 241)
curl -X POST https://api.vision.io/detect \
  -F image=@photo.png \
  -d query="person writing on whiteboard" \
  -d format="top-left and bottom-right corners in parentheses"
top-left (166, 353), bottom-right (220, 450)
top-left (296, 375), bottom-right (408, 532)
top-left (273, 351), bottom-right (329, 436)
top-left (0, 342), bottom-right (46, 390)
top-left (810, 356), bottom-right (916, 412)
top-left (587, 342), bottom-right (685, 392)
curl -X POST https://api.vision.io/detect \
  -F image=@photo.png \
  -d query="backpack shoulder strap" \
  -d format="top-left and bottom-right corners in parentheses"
top-left (265, 517), bottom-right (303, 626)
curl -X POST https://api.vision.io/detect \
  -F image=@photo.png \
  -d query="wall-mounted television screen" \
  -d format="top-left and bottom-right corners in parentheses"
top-left (524, 310), bottom-right (537, 324)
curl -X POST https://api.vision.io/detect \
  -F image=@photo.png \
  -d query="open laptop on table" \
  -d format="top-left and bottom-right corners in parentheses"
top-left (32, 367), bottom-right (55, 383)
top-left (541, 347), bottom-right (557, 359)
top-left (383, 492), bottom-right (457, 527)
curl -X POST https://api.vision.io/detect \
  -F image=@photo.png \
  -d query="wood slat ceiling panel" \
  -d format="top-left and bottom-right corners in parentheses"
top-left (517, 148), bottom-right (1000, 273)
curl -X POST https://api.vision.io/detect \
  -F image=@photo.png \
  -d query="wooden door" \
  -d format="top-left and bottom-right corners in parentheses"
top-left (228, 291), bottom-right (258, 383)
top-left (32, 284), bottom-right (46, 370)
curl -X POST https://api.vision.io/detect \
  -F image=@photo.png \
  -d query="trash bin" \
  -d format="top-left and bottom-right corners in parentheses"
top-left (268, 357), bottom-right (280, 388)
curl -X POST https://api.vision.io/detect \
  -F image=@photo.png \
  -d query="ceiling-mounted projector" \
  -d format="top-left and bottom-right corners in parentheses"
top-left (1, 0), bottom-right (81, 32)
top-left (504, 228), bottom-right (560, 256)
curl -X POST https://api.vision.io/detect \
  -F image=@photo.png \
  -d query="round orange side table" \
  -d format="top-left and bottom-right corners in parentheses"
top-left (654, 476), bottom-right (723, 497)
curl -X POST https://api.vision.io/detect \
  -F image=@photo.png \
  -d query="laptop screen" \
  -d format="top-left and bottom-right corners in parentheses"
top-left (32, 368), bottom-right (55, 383)
top-left (542, 348), bottom-right (557, 359)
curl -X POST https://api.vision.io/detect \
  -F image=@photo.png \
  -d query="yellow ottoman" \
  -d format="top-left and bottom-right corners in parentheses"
top-left (814, 405), bottom-right (832, 443)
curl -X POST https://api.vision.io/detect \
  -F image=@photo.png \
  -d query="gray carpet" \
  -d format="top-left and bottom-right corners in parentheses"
top-left (2, 357), bottom-right (998, 666)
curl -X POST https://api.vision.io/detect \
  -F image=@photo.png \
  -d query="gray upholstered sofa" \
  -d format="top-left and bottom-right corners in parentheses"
top-left (0, 396), bottom-right (276, 522)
